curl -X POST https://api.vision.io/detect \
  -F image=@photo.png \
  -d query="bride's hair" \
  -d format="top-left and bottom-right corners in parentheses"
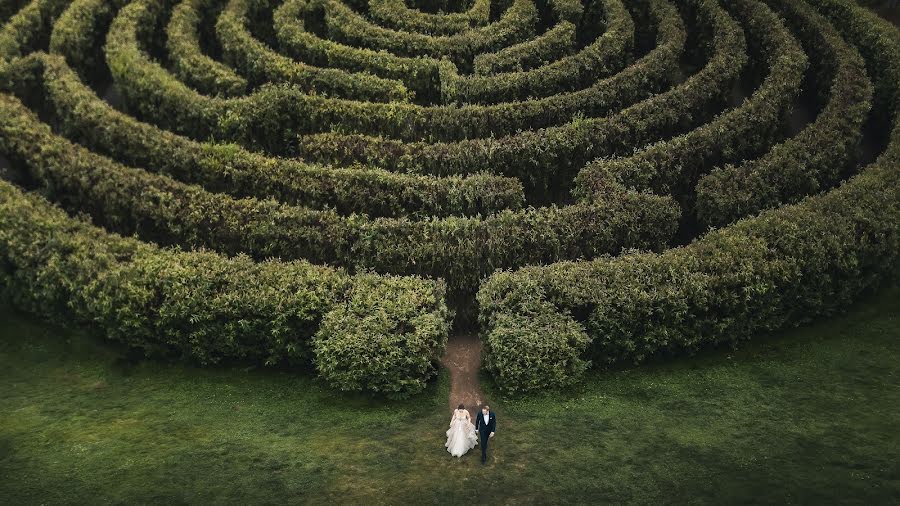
top-left (457, 403), bottom-right (465, 410)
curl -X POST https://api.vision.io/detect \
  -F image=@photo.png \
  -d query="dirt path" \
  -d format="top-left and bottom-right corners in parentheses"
top-left (440, 333), bottom-right (484, 412)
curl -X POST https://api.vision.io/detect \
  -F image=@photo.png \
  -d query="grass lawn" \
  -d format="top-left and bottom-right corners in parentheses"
top-left (1, 287), bottom-right (898, 504)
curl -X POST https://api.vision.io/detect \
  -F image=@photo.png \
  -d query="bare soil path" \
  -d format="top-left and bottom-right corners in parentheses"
top-left (440, 333), bottom-right (484, 413)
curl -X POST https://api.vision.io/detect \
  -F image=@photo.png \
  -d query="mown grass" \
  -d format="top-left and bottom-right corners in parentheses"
top-left (1, 287), bottom-right (898, 504)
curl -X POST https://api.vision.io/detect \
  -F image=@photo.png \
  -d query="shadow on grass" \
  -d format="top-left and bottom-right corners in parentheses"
top-left (1, 286), bottom-right (898, 503)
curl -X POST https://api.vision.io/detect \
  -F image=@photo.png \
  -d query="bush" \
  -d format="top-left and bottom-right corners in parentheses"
top-left (0, 179), bottom-right (450, 396)
top-left (0, 0), bottom-right (69, 62)
top-left (104, 0), bottom-right (686, 154)
top-left (575, 0), bottom-right (808, 201)
top-left (49, 0), bottom-right (132, 86)
top-left (446, 0), bottom-right (633, 104)
top-left (0, 52), bottom-right (525, 218)
top-left (166, 0), bottom-right (247, 96)
top-left (477, 0), bottom-right (900, 393)
top-left (480, 158), bottom-right (899, 391)
top-left (313, 274), bottom-right (451, 398)
top-left (0, 88), bottom-right (679, 296)
top-left (368, 0), bottom-right (490, 35)
top-left (472, 21), bottom-right (576, 75)
top-left (480, 284), bottom-right (591, 395)
top-left (216, 0), bottom-right (412, 103)
top-left (548, 0), bottom-right (583, 23)
top-left (323, 0), bottom-right (537, 72)
top-left (809, 0), bottom-right (900, 122)
top-left (292, 0), bottom-right (745, 197)
top-left (695, 0), bottom-right (872, 227)
top-left (275, 0), bottom-right (679, 139)
top-left (273, 0), bottom-right (450, 103)
top-left (0, 0), bottom-right (31, 23)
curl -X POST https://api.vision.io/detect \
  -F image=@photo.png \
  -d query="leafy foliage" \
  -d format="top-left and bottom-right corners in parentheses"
top-left (313, 274), bottom-right (451, 398)
top-left (0, 0), bottom-right (897, 398)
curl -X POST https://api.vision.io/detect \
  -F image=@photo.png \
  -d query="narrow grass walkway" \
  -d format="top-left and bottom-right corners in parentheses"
top-left (1, 287), bottom-right (898, 503)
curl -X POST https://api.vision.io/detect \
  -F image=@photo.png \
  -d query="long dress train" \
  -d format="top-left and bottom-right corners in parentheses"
top-left (445, 409), bottom-right (478, 457)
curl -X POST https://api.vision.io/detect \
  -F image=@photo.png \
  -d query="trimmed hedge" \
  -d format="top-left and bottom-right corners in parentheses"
top-left (408, 0), bottom-right (472, 13)
top-left (809, 0), bottom-right (900, 123)
top-left (48, 0), bottom-right (128, 85)
top-left (0, 178), bottom-right (451, 398)
top-left (575, 0), bottom-right (808, 202)
top-left (695, 0), bottom-right (873, 228)
top-left (480, 283), bottom-right (591, 392)
top-left (293, 0), bottom-right (745, 198)
top-left (0, 52), bottom-right (524, 218)
top-left (105, 0), bottom-right (445, 150)
top-left (273, 0), bottom-right (451, 103)
top-left (105, 0), bottom-right (685, 150)
top-left (472, 20), bottom-right (575, 75)
top-left (0, 90), bottom-right (680, 296)
top-left (548, 0), bottom-right (583, 23)
top-left (1, 0), bottom-right (30, 23)
top-left (313, 274), bottom-right (451, 397)
top-left (167, 0), bottom-right (247, 96)
top-left (216, 0), bottom-right (412, 103)
top-left (323, 0), bottom-right (537, 72)
top-left (4, 0), bottom-right (890, 403)
top-left (476, 0), bottom-right (900, 395)
top-left (0, 0), bottom-right (69, 62)
top-left (444, 0), bottom-right (633, 104)
top-left (368, 0), bottom-right (491, 35)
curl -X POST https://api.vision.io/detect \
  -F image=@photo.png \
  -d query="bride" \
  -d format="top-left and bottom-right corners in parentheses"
top-left (445, 404), bottom-right (478, 457)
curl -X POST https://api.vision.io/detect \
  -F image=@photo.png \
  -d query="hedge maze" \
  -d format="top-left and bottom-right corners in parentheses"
top-left (0, 0), bottom-right (897, 397)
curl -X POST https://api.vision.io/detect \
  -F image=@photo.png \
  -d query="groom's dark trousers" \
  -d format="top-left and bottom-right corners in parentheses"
top-left (474, 411), bottom-right (496, 463)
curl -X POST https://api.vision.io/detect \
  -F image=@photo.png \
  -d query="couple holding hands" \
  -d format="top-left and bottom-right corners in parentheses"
top-left (445, 403), bottom-right (496, 463)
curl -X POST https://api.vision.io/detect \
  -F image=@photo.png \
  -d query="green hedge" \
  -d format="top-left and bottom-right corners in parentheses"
top-left (695, 0), bottom-right (873, 228)
top-left (167, 0), bottom-right (247, 96)
top-left (548, 0), bottom-right (583, 23)
top-left (273, 0), bottom-right (451, 103)
top-left (368, 0), bottom-right (490, 35)
top-left (104, 0), bottom-right (684, 152)
top-left (216, 0), bottom-right (412, 103)
top-left (408, 0), bottom-right (472, 13)
top-left (809, 0), bottom-right (900, 122)
top-left (278, 0), bottom-right (674, 141)
top-left (0, 0), bottom-right (30, 23)
top-left (444, 0), bottom-right (633, 104)
top-left (480, 283), bottom-right (592, 392)
top-left (313, 274), bottom-right (451, 397)
top-left (323, 0), bottom-right (537, 72)
top-left (0, 0), bottom-right (69, 62)
top-left (293, 0), bottom-right (744, 198)
top-left (105, 0), bottom-right (437, 150)
top-left (48, 0), bottom-right (128, 86)
top-left (472, 20), bottom-right (575, 75)
top-left (0, 178), bottom-right (451, 398)
top-left (1, 52), bottom-right (524, 218)
top-left (0, 90), bottom-right (679, 296)
top-left (476, 0), bottom-right (900, 395)
top-left (575, 0), bottom-right (807, 202)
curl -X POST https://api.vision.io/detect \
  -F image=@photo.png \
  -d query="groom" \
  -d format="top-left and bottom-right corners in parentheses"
top-left (474, 404), bottom-right (496, 464)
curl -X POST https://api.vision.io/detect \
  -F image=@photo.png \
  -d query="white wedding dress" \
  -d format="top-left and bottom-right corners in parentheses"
top-left (445, 409), bottom-right (478, 457)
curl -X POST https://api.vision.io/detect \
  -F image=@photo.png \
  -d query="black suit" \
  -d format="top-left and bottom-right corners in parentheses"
top-left (474, 411), bottom-right (496, 463)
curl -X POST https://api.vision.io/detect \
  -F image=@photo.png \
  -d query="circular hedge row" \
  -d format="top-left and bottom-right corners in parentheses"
top-left (0, 0), bottom-right (896, 397)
